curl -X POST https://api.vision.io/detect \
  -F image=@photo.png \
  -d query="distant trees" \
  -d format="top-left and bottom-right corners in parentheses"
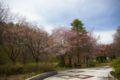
top-left (113, 26), bottom-right (120, 58)
top-left (1, 1), bottom-right (110, 67)
top-left (113, 26), bottom-right (120, 45)
top-left (105, 44), bottom-right (117, 61)
top-left (50, 25), bottom-right (101, 67)
top-left (96, 44), bottom-right (107, 62)
top-left (0, 1), bottom-right (50, 66)
top-left (0, 21), bottom-right (50, 66)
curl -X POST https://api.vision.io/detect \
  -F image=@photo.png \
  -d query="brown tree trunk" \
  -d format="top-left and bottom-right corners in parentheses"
top-left (86, 57), bottom-right (89, 67)
top-left (23, 54), bottom-right (26, 66)
top-left (77, 54), bottom-right (79, 63)
top-left (69, 57), bottom-right (72, 65)
top-left (45, 55), bottom-right (48, 65)
top-left (61, 57), bottom-right (65, 68)
top-left (13, 60), bottom-right (16, 66)
top-left (36, 58), bottom-right (39, 69)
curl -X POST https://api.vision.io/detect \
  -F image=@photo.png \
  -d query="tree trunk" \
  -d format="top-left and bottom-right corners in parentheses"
top-left (61, 57), bottom-right (65, 68)
top-left (80, 54), bottom-right (81, 63)
top-left (77, 54), bottom-right (79, 63)
top-left (23, 51), bottom-right (27, 66)
top-left (36, 58), bottom-right (38, 69)
top-left (12, 59), bottom-right (16, 66)
top-left (110, 57), bottom-right (112, 61)
top-left (45, 58), bottom-right (48, 64)
top-left (84, 59), bottom-right (85, 62)
top-left (68, 57), bottom-right (72, 65)
top-left (23, 55), bottom-right (26, 66)
top-left (13, 61), bottom-right (15, 66)
top-left (45, 55), bottom-right (48, 65)
top-left (86, 57), bottom-right (89, 67)
top-left (23, 59), bottom-right (25, 66)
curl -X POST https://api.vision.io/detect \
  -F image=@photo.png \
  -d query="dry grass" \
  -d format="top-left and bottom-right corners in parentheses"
top-left (0, 62), bottom-right (56, 80)
top-left (0, 73), bottom-right (30, 80)
top-left (0, 72), bottom-right (43, 80)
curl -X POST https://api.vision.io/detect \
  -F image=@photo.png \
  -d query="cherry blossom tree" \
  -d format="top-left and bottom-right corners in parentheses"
top-left (105, 44), bottom-right (117, 61)
top-left (0, 2), bottom-right (15, 23)
top-left (21, 25), bottom-right (49, 68)
top-left (65, 30), bottom-right (77, 65)
top-left (0, 2), bottom-right (15, 47)
top-left (20, 45), bottom-right (29, 65)
top-left (82, 30), bottom-right (100, 67)
top-left (50, 26), bottom-right (74, 67)
top-left (1, 24), bottom-right (22, 65)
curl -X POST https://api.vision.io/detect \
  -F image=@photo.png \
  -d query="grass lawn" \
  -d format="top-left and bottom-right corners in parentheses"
top-left (110, 71), bottom-right (120, 80)
top-left (56, 62), bottom-right (110, 71)
top-left (0, 62), bottom-right (110, 80)
top-left (0, 62), bottom-right (55, 80)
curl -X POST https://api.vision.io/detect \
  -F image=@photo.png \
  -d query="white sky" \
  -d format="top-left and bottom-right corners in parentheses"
top-left (94, 31), bottom-right (116, 44)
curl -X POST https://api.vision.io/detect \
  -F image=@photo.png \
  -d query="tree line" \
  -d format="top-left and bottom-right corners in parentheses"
top-left (1, 2), bottom-right (115, 68)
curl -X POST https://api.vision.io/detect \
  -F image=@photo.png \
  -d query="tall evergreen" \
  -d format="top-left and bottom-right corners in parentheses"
top-left (71, 18), bottom-right (85, 32)
top-left (71, 19), bottom-right (86, 63)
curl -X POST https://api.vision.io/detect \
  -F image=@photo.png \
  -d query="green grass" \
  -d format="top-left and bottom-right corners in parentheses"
top-left (110, 71), bottom-right (120, 80)
top-left (0, 62), bottom-right (56, 79)
top-left (0, 61), bottom-right (110, 80)
top-left (0, 62), bottom-right (51, 75)
top-left (55, 62), bottom-right (109, 71)
top-left (76, 62), bottom-right (109, 67)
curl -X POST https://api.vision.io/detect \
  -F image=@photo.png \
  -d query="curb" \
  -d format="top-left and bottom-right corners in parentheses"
top-left (26, 71), bottom-right (58, 80)
top-left (108, 71), bottom-right (118, 80)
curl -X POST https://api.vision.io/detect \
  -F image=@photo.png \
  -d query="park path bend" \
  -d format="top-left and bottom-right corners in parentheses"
top-left (44, 66), bottom-right (115, 80)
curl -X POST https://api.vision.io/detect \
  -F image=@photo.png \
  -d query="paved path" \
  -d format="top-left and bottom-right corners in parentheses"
top-left (44, 66), bottom-right (115, 80)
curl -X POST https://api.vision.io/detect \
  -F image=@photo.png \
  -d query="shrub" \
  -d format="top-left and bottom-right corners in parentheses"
top-left (24, 64), bottom-right (36, 72)
top-left (39, 64), bottom-right (55, 72)
top-left (0, 64), bottom-right (24, 75)
top-left (0, 65), bottom-right (6, 74)
top-left (96, 54), bottom-right (106, 62)
top-left (0, 62), bottom-right (55, 76)
top-left (111, 59), bottom-right (120, 76)
top-left (57, 60), bottom-right (66, 67)
top-left (5, 65), bottom-right (23, 75)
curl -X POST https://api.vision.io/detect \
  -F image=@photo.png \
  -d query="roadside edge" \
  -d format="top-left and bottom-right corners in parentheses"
top-left (26, 71), bottom-right (58, 80)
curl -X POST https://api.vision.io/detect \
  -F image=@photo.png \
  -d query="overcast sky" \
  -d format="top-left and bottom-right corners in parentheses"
top-left (1, 0), bottom-right (120, 44)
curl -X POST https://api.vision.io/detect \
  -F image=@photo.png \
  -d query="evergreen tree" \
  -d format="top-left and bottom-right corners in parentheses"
top-left (71, 19), bottom-right (86, 63)
top-left (71, 18), bottom-right (85, 32)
